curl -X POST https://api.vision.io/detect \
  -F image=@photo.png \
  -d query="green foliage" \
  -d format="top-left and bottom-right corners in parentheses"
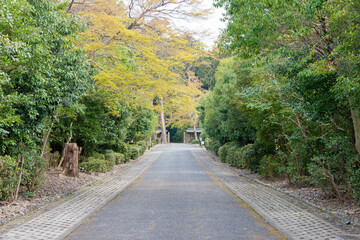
top-left (218, 143), bottom-right (233, 163)
top-left (258, 155), bottom-right (284, 179)
top-left (204, 137), bottom-right (221, 156)
top-left (114, 152), bottom-right (125, 165)
top-left (21, 148), bottom-right (46, 193)
top-left (80, 157), bottom-right (108, 173)
top-left (105, 150), bottom-right (116, 170)
top-left (0, 156), bottom-right (18, 200)
top-left (90, 152), bottom-right (105, 160)
top-left (192, 139), bottom-right (200, 144)
top-left (226, 145), bottom-right (247, 168)
top-left (194, 53), bottom-right (220, 90)
top-left (202, 0), bottom-right (360, 200)
top-left (129, 145), bottom-right (141, 160)
top-left (118, 142), bottom-right (130, 162)
top-left (0, 0), bottom-right (92, 155)
top-left (127, 108), bottom-right (156, 143)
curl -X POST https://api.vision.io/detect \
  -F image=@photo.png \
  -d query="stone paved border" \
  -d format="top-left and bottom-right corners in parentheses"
top-left (0, 150), bottom-right (161, 240)
top-left (192, 148), bottom-right (360, 240)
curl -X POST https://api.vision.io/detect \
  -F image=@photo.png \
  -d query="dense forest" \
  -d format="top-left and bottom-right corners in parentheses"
top-left (200, 0), bottom-right (360, 200)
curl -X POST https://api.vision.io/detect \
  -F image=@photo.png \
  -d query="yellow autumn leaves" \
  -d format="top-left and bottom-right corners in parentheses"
top-left (71, 0), bottom-right (206, 128)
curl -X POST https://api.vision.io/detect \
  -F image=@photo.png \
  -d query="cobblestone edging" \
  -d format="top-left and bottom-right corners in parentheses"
top-left (193, 149), bottom-right (360, 240)
top-left (0, 150), bottom-right (161, 240)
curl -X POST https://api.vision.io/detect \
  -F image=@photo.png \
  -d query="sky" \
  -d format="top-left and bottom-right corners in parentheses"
top-left (175, 0), bottom-right (227, 48)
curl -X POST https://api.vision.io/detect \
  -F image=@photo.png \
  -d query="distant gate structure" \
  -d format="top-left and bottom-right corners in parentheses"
top-left (153, 128), bottom-right (170, 143)
top-left (183, 128), bottom-right (203, 143)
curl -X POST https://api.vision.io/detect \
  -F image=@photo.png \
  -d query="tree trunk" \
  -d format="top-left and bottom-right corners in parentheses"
top-left (160, 99), bottom-right (167, 144)
top-left (349, 98), bottom-right (360, 155)
top-left (61, 143), bottom-right (79, 177)
top-left (58, 122), bottom-right (73, 168)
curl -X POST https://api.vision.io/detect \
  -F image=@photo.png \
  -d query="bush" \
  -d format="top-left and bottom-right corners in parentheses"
top-left (105, 150), bottom-right (116, 170)
top-left (155, 138), bottom-right (160, 144)
top-left (192, 139), bottom-right (200, 144)
top-left (80, 157), bottom-right (108, 173)
top-left (114, 152), bottom-right (125, 164)
top-left (218, 144), bottom-right (229, 163)
top-left (218, 142), bottom-right (236, 163)
top-left (137, 140), bottom-right (147, 148)
top-left (21, 150), bottom-right (46, 194)
top-left (242, 143), bottom-right (264, 172)
top-left (118, 142), bottom-right (130, 162)
top-left (258, 154), bottom-right (284, 179)
top-left (0, 156), bottom-right (18, 200)
top-left (129, 145), bottom-right (141, 159)
top-left (136, 141), bottom-right (147, 155)
top-left (205, 137), bottom-right (221, 155)
top-left (91, 152), bottom-right (105, 160)
top-left (225, 145), bottom-right (246, 168)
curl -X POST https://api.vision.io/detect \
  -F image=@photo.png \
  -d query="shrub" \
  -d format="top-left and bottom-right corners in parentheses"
top-left (242, 143), bottom-right (264, 171)
top-left (258, 154), bottom-right (284, 179)
top-left (118, 142), bottom-right (130, 162)
top-left (80, 157), bottom-right (107, 173)
top-left (114, 152), bottom-right (125, 164)
top-left (136, 141), bottom-right (147, 155)
top-left (205, 138), bottom-right (221, 156)
top-left (137, 140), bottom-right (147, 148)
top-left (140, 146), bottom-right (146, 155)
top-left (21, 150), bottom-right (46, 193)
top-left (218, 144), bottom-right (229, 163)
top-left (129, 145), bottom-right (141, 159)
top-left (105, 150), bottom-right (116, 170)
top-left (192, 139), bottom-right (200, 144)
top-left (91, 152), bottom-right (105, 160)
top-left (226, 144), bottom-right (243, 167)
top-left (155, 138), bottom-right (160, 144)
top-left (218, 142), bottom-right (236, 164)
top-left (0, 156), bottom-right (18, 200)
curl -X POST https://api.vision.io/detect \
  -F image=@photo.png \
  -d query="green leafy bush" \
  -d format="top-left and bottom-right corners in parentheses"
top-left (205, 138), bottom-right (221, 156)
top-left (137, 140), bottom-right (147, 148)
top-left (118, 142), bottom-right (130, 162)
top-left (136, 141), bottom-right (147, 155)
top-left (80, 157), bottom-right (108, 173)
top-left (21, 150), bottom-right (46, 193)
top-left (226, 145), bottom-right (247, 168)
top-left (114, 152), bottom-right (125, 164)
top-left (218, 143), bottom-right (230, 163)
top-left (91, 152), bottom-right (105, 160)
top-left (0, 156), bottom-right (18, 200)
top-left (105, 150), bottom-right (116, 170)
top-left (192, 139), bottom-right (200, 144)
top-left (258, 154), bottom-right (284, 179)
top-left (129, 145), bottom-right (141, 159)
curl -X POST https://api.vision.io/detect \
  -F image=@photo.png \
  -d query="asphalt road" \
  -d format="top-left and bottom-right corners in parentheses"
top-left (65, 144), bottom-right (285, 240)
